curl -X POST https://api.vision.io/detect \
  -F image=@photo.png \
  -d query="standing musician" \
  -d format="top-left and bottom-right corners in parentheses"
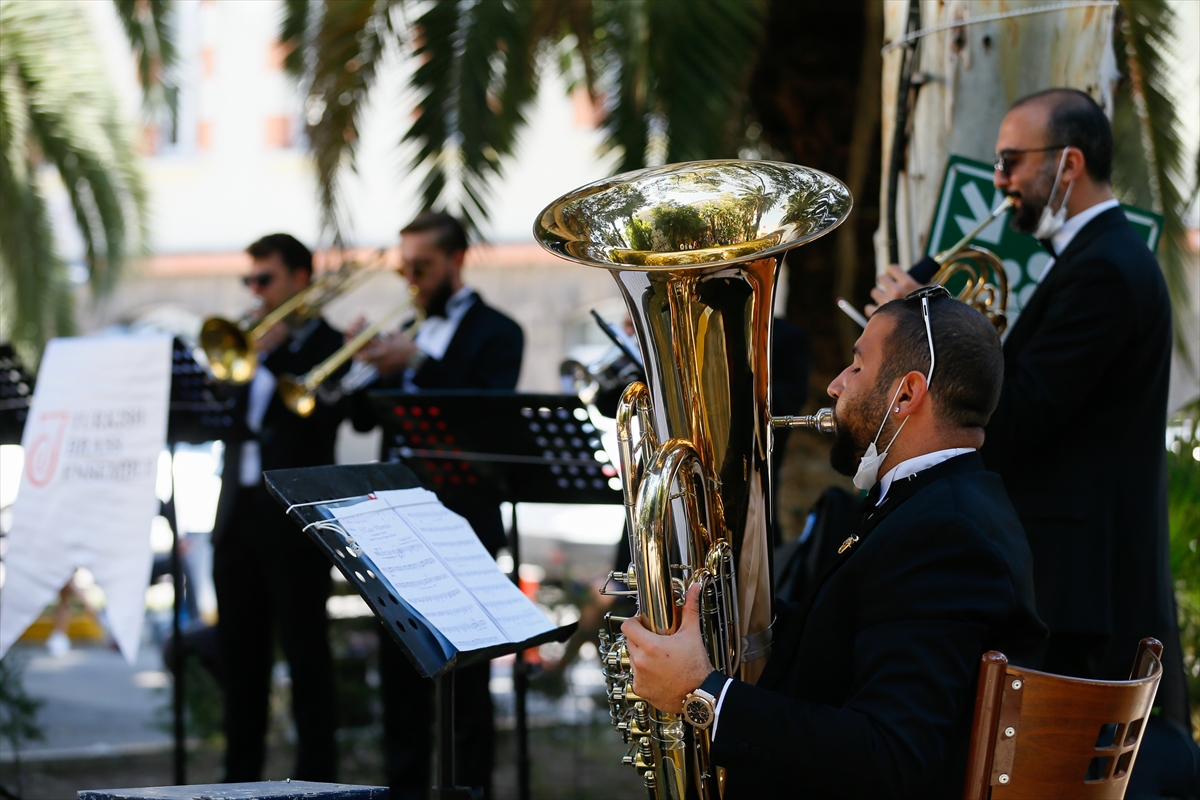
top-left (349, 211), bottom-right (523, 800)
top-left (211, 233), bottom-right (345, 783)
top-left (869, 89), bottom-right (1197, 786)
top-left (622, 291), bottom-right (1046, 799)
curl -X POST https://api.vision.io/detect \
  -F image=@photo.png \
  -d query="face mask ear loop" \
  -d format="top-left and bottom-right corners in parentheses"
top-left (1046, 147), bottom-right (1070, 216)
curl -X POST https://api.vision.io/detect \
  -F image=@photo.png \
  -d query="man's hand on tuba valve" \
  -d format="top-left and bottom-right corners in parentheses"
top-left (622, 584), bottom-right (715, 714)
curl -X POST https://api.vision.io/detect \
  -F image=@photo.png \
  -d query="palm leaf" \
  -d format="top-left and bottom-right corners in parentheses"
top-left (111, 0), bottom-right (178, 107)
top-left (0, 0), bottom-right (148, 362)
top-left (404, 0), bottom-right (540, 232)
top-left (281, 0), bottom-right (399, 241)
top-left (1113, 0), bottom-right (1195, 364)
top-left (587, 0), bottom-right (764, 171)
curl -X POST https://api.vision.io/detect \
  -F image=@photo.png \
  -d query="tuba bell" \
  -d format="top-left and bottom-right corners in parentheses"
top-left (535, 160), bottom-right (852, 800)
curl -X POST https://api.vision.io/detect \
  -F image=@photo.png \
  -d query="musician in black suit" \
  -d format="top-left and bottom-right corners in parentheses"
top-left (211, 234), bottom-right (345, 782)
top-left (871, 90), bottom-right (1196, 789)
top-left (623, 291), bottom-right (1046, 799)
top-left (351, 211), bottom-right (523, 800)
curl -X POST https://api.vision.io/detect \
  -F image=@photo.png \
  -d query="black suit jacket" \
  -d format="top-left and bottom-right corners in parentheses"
top-left (351, 293), bottom-right (524, 553)
top-left (712, 453), bottom-right (1046, 800)
top-left (979, 209), bottom-right (1180, 693)
top-left (213, 318), bottom-right (346, 545)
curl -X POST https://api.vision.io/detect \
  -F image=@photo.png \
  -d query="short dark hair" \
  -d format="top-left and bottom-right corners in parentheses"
top-left (872, 296), bottom-right (1003, 430)
top-left (1011, 88), bottom-right (1113, 183)
top-left (400, 211), bottom-right (469, 255)
top-left (246, 233), bottom-right (313, 275)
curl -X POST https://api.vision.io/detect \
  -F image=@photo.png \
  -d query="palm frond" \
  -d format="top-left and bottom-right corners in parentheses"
top-left (590, 0), bottom-right (765, 171)
top-left (111, 0), bottom-right (178, 107)
top-left (1113, 0), bottom-right (1195, 364)
top-left (0, 0), bottom-right (148, 360)
top-left (404, 0), bottom-right (540, 232)
top-left (281, 0), bottom-right (399, 240)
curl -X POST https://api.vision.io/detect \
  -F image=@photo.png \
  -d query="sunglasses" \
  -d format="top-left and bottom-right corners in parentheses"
top-left (905, 284), bottom-right (950, 387)
top-left (243, 272), bottom-right (275, 289)
top-left (993, 145), bottom-right (1067, 177)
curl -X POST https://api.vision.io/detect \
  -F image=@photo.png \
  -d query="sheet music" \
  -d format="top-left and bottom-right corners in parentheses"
top-left (329, 489), bottom-right (554, 650)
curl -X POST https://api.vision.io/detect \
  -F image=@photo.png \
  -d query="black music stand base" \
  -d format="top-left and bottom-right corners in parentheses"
top-left (430, 671), bottom-right (478, 800)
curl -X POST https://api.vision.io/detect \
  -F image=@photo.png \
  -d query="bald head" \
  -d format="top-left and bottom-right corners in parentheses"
top-left (1010, 88), bottom-right (1112, 183)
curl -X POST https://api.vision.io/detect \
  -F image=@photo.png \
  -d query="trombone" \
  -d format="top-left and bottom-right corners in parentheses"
top-left (199, 252), bottom-right (383, 384)
top-left (277, 286), bottom-right (423, 417)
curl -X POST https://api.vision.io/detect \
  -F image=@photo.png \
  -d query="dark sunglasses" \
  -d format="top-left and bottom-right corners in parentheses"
top-left (993, 145), bottom-right (1067, 177)
top-left (905, 284), bottom-right (951, 302)
top-left (243, 272), bottom-right (275, 289)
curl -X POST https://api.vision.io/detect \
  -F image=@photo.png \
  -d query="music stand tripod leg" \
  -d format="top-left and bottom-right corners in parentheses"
top-left (431, 671), bottom-right (475, 800)
top-left (510, 502), bottom-right (531, 800)
top-left (164, 444), bottom-right (186, 785)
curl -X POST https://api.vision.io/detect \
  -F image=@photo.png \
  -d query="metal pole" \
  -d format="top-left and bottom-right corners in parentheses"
top-left (437, 671), bottom-right (456, 790)
top-left (510, 502), bottom-right (531, 800)
top-left (166, 445), bottom-right (186, 784)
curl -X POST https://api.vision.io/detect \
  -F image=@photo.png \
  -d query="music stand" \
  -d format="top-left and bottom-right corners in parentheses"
top-left (369, 390), bottom-right (621, 799)
top-left (264, 462), bottom-right (576, 800)
top-left (163, 337), bottom-right (240, 784)
top-left (0, 343), bottom-right (33, 445)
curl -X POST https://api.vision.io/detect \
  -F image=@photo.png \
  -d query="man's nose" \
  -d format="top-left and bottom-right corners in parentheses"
top-left (827, 376), bottom-right (842, 400)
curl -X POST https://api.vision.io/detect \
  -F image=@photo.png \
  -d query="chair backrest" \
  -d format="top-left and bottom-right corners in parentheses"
top-left (962, 638), bottom-right (1163, 800)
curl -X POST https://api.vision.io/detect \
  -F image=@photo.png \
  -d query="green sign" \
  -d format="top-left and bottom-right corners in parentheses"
top-left (926, 155), bottom-right (1163, 316)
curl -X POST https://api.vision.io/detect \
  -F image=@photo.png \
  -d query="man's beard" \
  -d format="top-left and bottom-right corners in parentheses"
top-left (1007, 158), bottom-right (1057, 234)
top-left (424, 276), bottom-right (456, 318)
top-left (829, 379), bottom-right (891, 477)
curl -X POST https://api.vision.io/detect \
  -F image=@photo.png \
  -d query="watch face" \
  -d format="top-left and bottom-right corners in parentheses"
top-left (685, 697), bottom-right (713, 728)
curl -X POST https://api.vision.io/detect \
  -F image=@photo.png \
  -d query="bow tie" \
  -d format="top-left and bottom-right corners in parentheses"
top-left (1038, 238), bottom-right (1057, 257)
top-left (859, 483), bottom-right (882, 517)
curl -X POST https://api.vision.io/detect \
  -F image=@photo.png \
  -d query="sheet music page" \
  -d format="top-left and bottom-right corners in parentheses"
top-left (329, 496), bottom-right (508, 651)
top-left (330, 489), bottom-right (554, 648)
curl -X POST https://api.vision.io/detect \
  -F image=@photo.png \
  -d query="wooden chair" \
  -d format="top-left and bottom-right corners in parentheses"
top-left (962, 637), bottom-right (1164, 800)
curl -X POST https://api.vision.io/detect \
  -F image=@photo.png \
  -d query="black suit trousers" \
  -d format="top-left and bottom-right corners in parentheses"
top-left (212, 486), bottom-right (338, 782)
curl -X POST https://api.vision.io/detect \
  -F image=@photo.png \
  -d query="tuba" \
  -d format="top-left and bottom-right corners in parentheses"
top-left (535, 160), bottom-right (851, 799)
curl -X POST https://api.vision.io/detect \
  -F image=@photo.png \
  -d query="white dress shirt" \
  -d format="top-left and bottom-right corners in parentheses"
top-left (402, 286), bottom-right (478, 391)
top-left (1035, 197), bottom-right (1120, 285)
top-left (709, 445), bottom-right (976, 739)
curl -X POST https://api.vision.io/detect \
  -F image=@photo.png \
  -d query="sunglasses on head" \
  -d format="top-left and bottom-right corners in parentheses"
top-left (243, 272), bottom-right (275, 289)
top-left (993, 145), bottom-right (1068, 178)
top-left (904, 284), bottom-right (950, 387)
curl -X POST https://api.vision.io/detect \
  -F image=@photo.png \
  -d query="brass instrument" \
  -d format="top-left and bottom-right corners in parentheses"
top-left (535, 160), bottom-right (852, 799)
top-left (277, 286), bottom-right (423, 417)
top-left (560, 346), bottom-right (642, 406)
top-left (927, 197), bottom-right (1013, 332)
top-left (199, 252), bottom-right (383, 384)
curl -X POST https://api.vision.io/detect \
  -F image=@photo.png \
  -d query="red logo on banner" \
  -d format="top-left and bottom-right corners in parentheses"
top-left (26, 411), bottom-right (70, 487)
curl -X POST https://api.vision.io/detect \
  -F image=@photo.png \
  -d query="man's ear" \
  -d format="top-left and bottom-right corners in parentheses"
top-left (895, 370), bottom-right (929, 417)
top-left (1062, 146), bottom-right (1087, 184)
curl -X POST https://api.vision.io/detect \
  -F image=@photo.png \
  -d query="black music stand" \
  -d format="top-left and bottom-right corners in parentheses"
top-left (369, 391), bottom-right (621, 799)
top-left (0, 343), bottom-right (33, 445)
top-left (163, 337), bottom-right (240, 784)
top-left (264, 462), bottom-right (576, 800)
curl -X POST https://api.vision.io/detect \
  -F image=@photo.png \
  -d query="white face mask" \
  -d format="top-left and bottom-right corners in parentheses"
top-left (852, 382), bottom-right (909, 491)
top-left (1033, 148), bottom-right (1074, 241)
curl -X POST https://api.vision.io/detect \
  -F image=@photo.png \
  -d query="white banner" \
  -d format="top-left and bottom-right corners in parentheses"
top-left (0, 335), bottom-right (172, 662)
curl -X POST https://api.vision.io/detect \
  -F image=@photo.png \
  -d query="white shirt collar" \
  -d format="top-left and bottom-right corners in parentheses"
top-left (876, 447), bottom-right (976, 506)
top-left (1049, 197), bottom-right (1120, 258)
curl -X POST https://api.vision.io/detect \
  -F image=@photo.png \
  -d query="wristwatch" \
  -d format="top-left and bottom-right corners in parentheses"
top-left (683, 670), bottom-right (727, 729)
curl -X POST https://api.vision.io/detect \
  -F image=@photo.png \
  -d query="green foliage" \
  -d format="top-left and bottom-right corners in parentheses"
top-left (0, 654), bottom-right (45, 756)
top-left (1167, 401), bottom-right (1200, 734)
top-left (1112, 0), bottom-right (1196, 362)
top-left (0, 0), bottom-right (151, 365)
top-left (281, 0), bottom-right (766, 236)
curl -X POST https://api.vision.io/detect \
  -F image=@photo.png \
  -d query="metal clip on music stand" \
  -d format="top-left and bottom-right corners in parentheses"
top-left (368, 390), bottom-right (621, 800)
top-left (264, 462), bottom-right (576, 800)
